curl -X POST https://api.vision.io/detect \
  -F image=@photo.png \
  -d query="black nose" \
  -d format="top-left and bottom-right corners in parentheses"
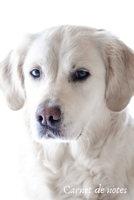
top-left (36, 106), bottom-right (61, 128)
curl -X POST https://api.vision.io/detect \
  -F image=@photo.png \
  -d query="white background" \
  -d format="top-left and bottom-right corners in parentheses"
top-left (0, 0), bottom-right (134, 199)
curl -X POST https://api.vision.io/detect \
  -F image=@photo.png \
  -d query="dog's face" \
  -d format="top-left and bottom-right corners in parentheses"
top-left (0, 26), bottom-right (134, 142)
top-left (23, 27), bottom-right (106, 141)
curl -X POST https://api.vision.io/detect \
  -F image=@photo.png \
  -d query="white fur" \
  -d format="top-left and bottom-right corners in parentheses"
top-left (1, 25), bottom-right (134, 200)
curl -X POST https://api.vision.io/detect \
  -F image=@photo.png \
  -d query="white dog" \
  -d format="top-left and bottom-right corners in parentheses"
top-left (0, 25), bottom-right (134, 200)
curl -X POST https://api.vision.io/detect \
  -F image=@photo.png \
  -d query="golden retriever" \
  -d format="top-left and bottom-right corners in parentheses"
top-left (0, 25), bottom-right (134, 200)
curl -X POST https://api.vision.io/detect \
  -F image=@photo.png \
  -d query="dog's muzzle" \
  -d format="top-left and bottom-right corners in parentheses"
top-left (36, 105), bottom-right (61, 139)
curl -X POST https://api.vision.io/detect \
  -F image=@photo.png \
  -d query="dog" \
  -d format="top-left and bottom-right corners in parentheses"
top-left (0, 25), bottom-right (134, 200)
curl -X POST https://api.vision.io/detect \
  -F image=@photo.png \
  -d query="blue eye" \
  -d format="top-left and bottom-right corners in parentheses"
top-left (30, 69), bottom-right (41, 78)
top-left (74, 69), bottom-right (90, 81)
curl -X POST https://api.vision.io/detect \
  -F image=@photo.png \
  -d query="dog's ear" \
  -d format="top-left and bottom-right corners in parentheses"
top-left (96, 31), bottom-right (134, 112)
top-left (105, 38), bottom-right (134, 112)
top-left (0, 34), bottom-right (36, 110)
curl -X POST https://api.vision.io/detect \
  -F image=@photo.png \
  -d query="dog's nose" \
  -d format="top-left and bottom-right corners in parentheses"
top-left (36, 106), bottom-right (61, 128)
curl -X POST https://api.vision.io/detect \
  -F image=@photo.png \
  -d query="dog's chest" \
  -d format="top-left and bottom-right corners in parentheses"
top-left (40, 143), bottom-right (131, 200)
top-left (44, 157), bottom-right (100, 199)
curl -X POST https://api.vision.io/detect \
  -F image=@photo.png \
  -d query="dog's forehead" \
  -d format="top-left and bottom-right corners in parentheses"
top-left (26, 26), bottom-right (99, 70)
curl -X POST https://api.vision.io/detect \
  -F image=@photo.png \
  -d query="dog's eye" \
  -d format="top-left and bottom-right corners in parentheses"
top-left (30, 69), bottom-right (40, 78)
top-left (74, 69), bottom-right (90, 81)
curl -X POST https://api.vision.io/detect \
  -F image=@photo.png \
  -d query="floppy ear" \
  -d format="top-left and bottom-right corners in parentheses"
top-left (0, 34), bottom-right (36, 110)
top-left (105, 38), bottom-right (134, 112)
top-left (96, 30), bottom-right (134, 112)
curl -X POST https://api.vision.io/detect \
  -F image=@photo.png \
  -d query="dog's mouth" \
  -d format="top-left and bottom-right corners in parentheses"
top-left (41, 131), bottom-right (83, 141)
top-left (38, 125), bottom-right (61, 139)
top-left (36, 123), bottom-right (83, 141)
top-left (44, 132), bottom-right (57, 139)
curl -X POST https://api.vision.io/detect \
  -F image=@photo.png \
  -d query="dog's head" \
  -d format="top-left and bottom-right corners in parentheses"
top-left (0, 26), bottom-right (134, 142)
